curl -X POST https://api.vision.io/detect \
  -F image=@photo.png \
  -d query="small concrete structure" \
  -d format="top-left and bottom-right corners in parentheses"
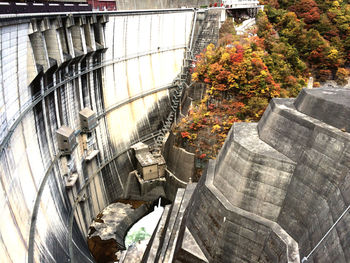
top-left (152, 151), bottom-right (166, 178)
top-left (79, 107), bottom-right (98, 132)
top-left (65, 173), bottom-right (79, 189)
top-left (131, 142), bottom-right (150, 154)
top-left (132, 142), bottom-right (166, 181)
top-left (56, 125), bottom-right (77, 154)
top-left (136, 152), bottom-right (159, 181)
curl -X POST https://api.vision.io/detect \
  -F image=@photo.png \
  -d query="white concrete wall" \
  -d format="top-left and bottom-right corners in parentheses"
top-left (0, 10), bottom-right (195, 263)
top-left (0, 23), bottom-right (31, 143)
top-left (104, 12), bottom-right (193, 151)
top-left (0, 22), bottom-right (40, 263)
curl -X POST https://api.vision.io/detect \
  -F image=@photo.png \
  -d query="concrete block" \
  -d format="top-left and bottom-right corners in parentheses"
top-left (294, 87), bottom-right (350, 132)
top-left (213, 123), bottom-right (295, 220)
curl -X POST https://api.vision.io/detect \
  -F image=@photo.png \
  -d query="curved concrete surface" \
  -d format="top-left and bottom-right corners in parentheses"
top-left (0, 9), bottom-right (196, 263)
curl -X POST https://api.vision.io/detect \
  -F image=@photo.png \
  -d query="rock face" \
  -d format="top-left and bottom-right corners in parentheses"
top-left (143, 87), bottom-right (350, 263)
top-left (88, 203), bottom-right (134, 262)
top-left (88, 202), bottom-right (150, 263)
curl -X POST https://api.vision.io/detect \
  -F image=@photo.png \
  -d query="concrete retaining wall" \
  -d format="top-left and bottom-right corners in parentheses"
top-left (184, 160), bottom-right (299, 263)
top-left (179, 88), bottom-right (349, 263)
top-left (163, 131), bottom-right (195, 182)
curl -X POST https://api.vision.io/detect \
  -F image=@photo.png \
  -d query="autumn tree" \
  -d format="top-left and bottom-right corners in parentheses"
top-left (290, 0), bottom-right (321, 25)
top-left (335, 68), bottom-right (349, 85)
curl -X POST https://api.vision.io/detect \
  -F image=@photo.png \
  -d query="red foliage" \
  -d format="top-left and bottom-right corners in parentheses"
top-left (181, 131), bottom-right (191, 139)
top-left (290, 0), bottom-right (320, 24)
top-left (199, 153), bottom-right (206, 159)
top-left (230, 45), bottom-right (244, 63)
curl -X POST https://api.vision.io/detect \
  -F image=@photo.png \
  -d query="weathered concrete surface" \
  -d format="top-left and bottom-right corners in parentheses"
top-left (0, 10), bottom-right (196, 263)
top-left (163, 132), bottom-right (195, 182)
top-left (214, 122), bottom-right (295, 221)
top-left (166, 87), bottom-right (350, 263)
top-left (175, 227), bottom-right (208, 263)
top-left (142, 205), bottom-right (171, 262)
top-left (193, 8), bottom-right (222, 56)
top-left (257, 91), bottom-right (350, 262)
top-left (294, 87), bottom-right (350, 132)
top-left (140, 183), bottom-right (198, 263)
top-left (115, 0), bottom-right (217, 10)
top-left (88, 202), bottom-right (134, 262)
top-left (88, 202), bottom-right (151, 262)
top-left (182, 161), bottom-right (299, 263)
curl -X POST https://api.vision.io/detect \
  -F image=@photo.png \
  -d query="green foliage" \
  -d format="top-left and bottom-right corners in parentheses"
top-left (125, 227), bottom-right (151, 247)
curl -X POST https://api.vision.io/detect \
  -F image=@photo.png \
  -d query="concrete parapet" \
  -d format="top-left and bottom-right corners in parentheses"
top-left (141, 183), bottom-right (197, 263)
top-left (115, 0), bottom-right (217, 10)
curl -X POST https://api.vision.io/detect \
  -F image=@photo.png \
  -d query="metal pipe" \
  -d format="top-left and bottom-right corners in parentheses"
top-left (301, 204), bottom-right (350, 262)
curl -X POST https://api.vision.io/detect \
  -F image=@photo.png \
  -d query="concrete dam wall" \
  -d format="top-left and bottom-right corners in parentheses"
top-left (115, 0), bottom-right (217, 10)
top-left (1, 5), bottom-right (348, 263)
top-left (0, 9), bottom-right (196, 263)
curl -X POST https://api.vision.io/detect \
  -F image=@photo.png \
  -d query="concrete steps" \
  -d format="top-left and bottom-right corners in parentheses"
top-left (162, 183), bottom-right (197, 263)
top-left (193, 9), bottom-right (221, 56)
top-left (141, 184), bottom-right (199, 263)
top-left (142, 205), bottom-right (171, 262)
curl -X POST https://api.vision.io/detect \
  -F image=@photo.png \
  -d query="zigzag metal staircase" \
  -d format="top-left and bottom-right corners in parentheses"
top-left (153, 9), bottom-right (221, 149)
top-left (153, 51), bottom-right (192, 148)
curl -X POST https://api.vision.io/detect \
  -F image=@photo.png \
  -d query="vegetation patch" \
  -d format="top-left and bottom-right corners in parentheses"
top-left (173, 1), bottom-right (349, 178)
